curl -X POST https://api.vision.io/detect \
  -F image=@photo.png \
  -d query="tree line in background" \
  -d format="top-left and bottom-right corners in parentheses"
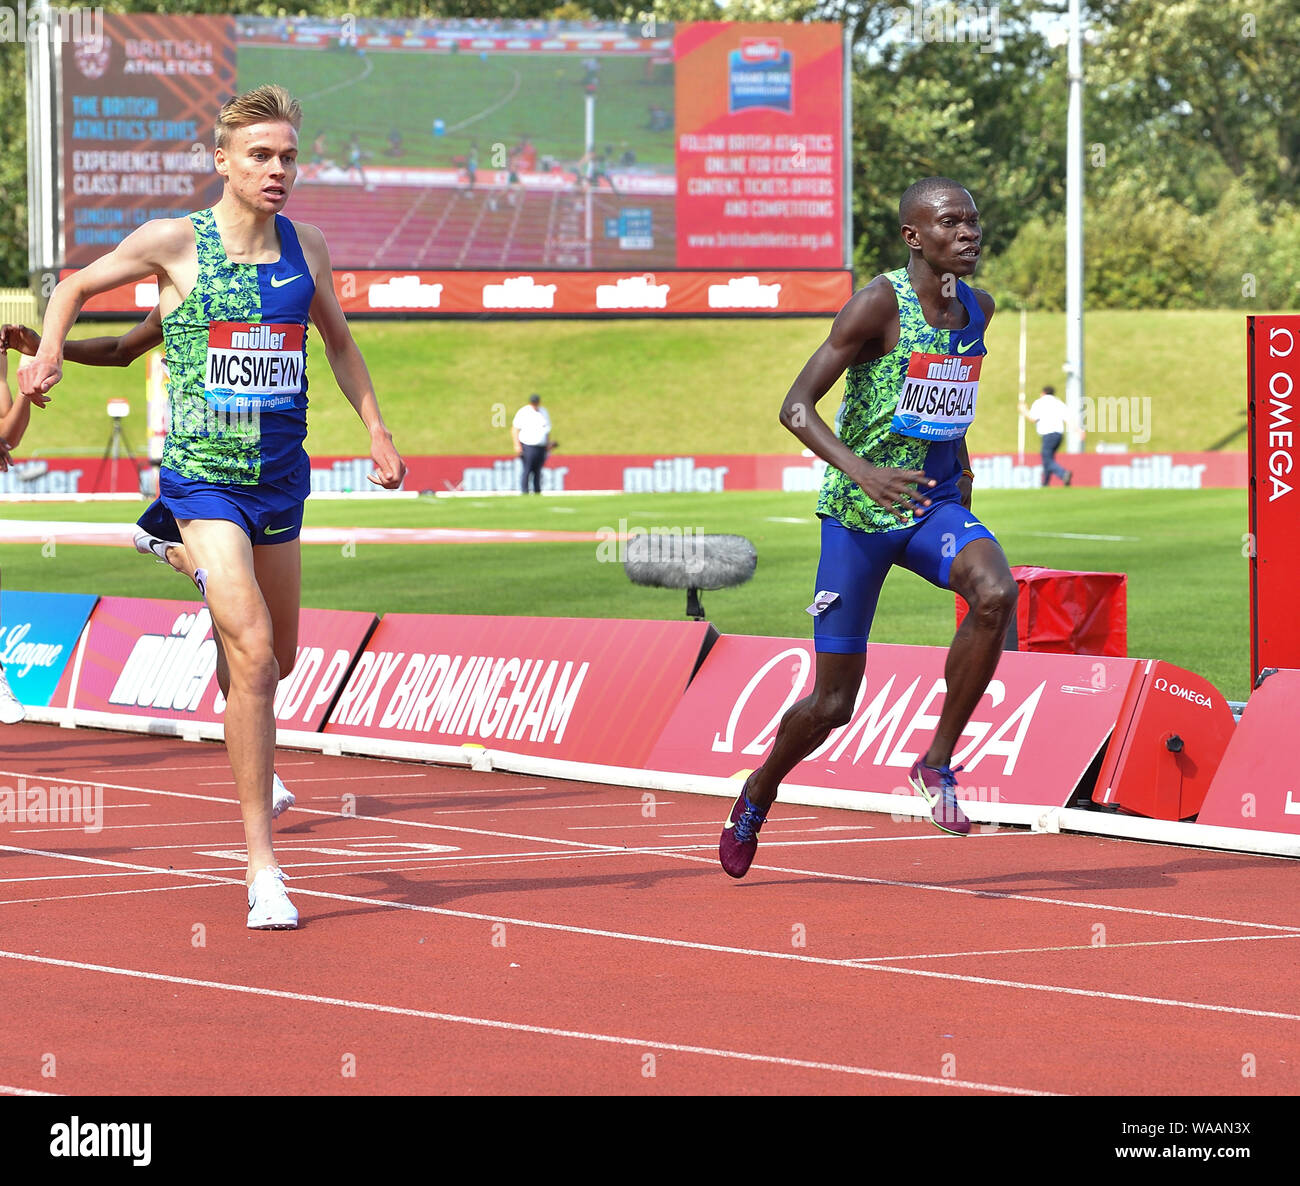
top-left (0, 0), bottom-right (1294, 309)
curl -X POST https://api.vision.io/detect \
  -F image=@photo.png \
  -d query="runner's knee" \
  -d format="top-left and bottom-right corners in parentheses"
top-left (968, 577), bottom-right (1018, 629)
top-left (809, 687), bottom-right (857, 731)
top-left (221, 645), bottom-right (281, 696)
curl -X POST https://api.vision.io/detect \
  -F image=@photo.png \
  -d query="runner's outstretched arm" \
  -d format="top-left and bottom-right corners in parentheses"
top-left (4, 308), bottom-right (162, 368)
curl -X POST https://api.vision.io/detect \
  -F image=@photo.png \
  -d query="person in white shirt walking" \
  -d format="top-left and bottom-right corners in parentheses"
top-left (1019, 385), bottom-right (1080, 486)
top-left (512, 393), bottom-right (552, 494)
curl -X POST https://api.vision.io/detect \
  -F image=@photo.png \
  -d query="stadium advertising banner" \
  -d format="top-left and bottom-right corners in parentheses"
top-left (1247, 314), bottom-right (1300, 681)
top-left (0, 591), bottom-right (98, 707)
top-left (69, 269), bottom-right (853, 317)
top-left (50, 15), bottom-right (849, 314)
top-left (301, 452), bottom-right (1249, 496)
top-left (1197, 667), bottom-right (1300, 837)
top-left (2, 451), bottom-right (1250, 497)
top-left (323, 614), bottom-right (715, 768)
top-left (52, 597), bottom-right (376, 730)
top-left (645, 636), bottom-right (1141, 810)
top-left (673, 23), bottom-right (844, 270)
top-left (60, 14), bottom-right (235, 269)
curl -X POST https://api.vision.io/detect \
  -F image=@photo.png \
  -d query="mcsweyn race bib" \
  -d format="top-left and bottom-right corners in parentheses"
top-left (890, 352), bottom-right (981, 442)
top-left (204, 321), bottom-right (305, 412)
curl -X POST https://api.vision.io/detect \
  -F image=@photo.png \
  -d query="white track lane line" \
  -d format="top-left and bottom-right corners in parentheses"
top-left (314, 787), bottom-right (549, 798)
top-left (0, 949), bottom-right (1052, 1096)
top-left (568, 816), bottom-right (819, 831)
top-left (445, 65), bottom-right (523, 134)
top-left (2, 766), bottom-right (1296, 935)
top-left (849, 932), bottom-right (1300, 962)
top-left (196, 773), bottom-right (426, 785)
top-left (0, 1083), bottom-right (60, 1096)
top-left (299, 56), bottom-right (375, 103)
top-left (2, 883), bottom-right (217, 907)
top-left (4, 844), bottom-right (1298, 1023)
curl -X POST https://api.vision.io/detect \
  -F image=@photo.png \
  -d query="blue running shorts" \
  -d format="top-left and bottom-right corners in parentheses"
top-left (811, 504), bottom-right (997, 654)
top-left (138, 463), bottom-right (308, 547)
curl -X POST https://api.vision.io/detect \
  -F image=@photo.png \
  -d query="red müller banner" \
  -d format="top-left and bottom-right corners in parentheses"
top-left (67, 268), bottom-right (852, 316)
top-left (1247, 315), bottom-right (1300, 682)
top-left (646, 635), bottom-right (1140, 810)
top-left (323, 614), bottom-right (715, 768)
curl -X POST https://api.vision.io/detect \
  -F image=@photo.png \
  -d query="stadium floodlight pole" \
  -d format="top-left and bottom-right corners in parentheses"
top-left (1017, 306), bottom-right (1027, 464)
top-left (25, 0), bottom-right (59, 298)
top-left (1064, 0), bottom-right (1086, 453)
top-left (584, 85), bottom-right (595, 264)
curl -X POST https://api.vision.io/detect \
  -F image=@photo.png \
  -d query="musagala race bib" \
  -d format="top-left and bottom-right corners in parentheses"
top-left (204, 321), bottom-right (305, 412)
top-left (890, 352), bottom-right (981, 441)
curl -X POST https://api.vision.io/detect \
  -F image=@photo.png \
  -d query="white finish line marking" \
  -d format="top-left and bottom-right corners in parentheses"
top-left (0, 948), bottom-right (1050, 1096)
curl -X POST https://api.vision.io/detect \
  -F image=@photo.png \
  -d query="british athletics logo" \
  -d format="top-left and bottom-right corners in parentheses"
top-left (728, 38), bottom-right (793, 115)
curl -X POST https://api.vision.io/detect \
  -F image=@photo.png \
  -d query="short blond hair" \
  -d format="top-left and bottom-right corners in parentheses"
top-left (215, 84), bottom-right (302, 150)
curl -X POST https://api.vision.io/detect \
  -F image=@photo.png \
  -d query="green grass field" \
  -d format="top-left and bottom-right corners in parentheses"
top-left (237, 46), bottom-right (675, 172)
top-left (0, 488), bottom-right (1253, 700)
top-left (14, 309), bottom-right (1260, 461)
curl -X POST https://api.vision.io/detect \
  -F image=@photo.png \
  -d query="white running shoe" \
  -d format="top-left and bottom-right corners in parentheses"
top-left (271, 771), bottom-right (295, 819)
top-left (0, 665), bottom-right (25, 724)
top-left (247, 867), bottom-right (298, 930)
top-left (133, 528), bottom-right (175, 563)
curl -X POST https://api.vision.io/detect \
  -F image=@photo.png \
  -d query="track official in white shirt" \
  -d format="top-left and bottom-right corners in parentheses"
top-left (512, 393), bottom-right (552, 494)
top-left (1019, 385), bottom-right (1081, 487)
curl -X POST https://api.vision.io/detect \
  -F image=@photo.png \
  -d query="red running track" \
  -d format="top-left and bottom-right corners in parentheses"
top-left (0, 722), bottom-right (1297, 1097)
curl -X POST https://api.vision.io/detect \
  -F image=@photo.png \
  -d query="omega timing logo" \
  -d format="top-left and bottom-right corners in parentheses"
top-left (1152, 675), bottom-right (1212, 708)
top-left (1263, 324), bottom-right (1295, 503)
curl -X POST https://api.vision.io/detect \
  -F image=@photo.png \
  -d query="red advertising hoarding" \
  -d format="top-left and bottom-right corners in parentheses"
top-left (323, 614), bottom-right (715, 768)
top-left (674, 23), bottom-right (845, 269)
top-left (52, 596), bottom-right (376, 730)
top-left (1197, 668), bottom-right (1300, 836)
top-left (1247, 315), bottom-right (1300, 682)
top-left (645, 635), bottom-right (1140, 809)
top-left (1, 451), bottom-right (1250, 498)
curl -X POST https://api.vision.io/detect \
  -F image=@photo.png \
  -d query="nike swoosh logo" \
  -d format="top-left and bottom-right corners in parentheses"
top-left (270, 273), bottom-right (303, 288)
top-left (264, 525), bottom-right (294, 535)
top-left (964, 521), bottom-right (979, 529)
top-left (955, 339), bottom-right (979, 354)
top-left (723, 819), bottom-right (735, 829)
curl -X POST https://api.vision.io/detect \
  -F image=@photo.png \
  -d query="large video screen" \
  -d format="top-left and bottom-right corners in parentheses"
top-left (60, 15), bottom-right (846, 276)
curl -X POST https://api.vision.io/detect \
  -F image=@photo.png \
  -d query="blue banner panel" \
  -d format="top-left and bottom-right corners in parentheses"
top-left (0, 591), bottom-right (99, 708)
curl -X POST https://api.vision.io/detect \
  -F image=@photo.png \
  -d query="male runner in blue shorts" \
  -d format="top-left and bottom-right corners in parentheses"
top-left (21, 84), bottom-right (408, 928)
top-left (719, 176), bottom-right (1018, 879)
top-left (6, 312), bottom-right (296, 818)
